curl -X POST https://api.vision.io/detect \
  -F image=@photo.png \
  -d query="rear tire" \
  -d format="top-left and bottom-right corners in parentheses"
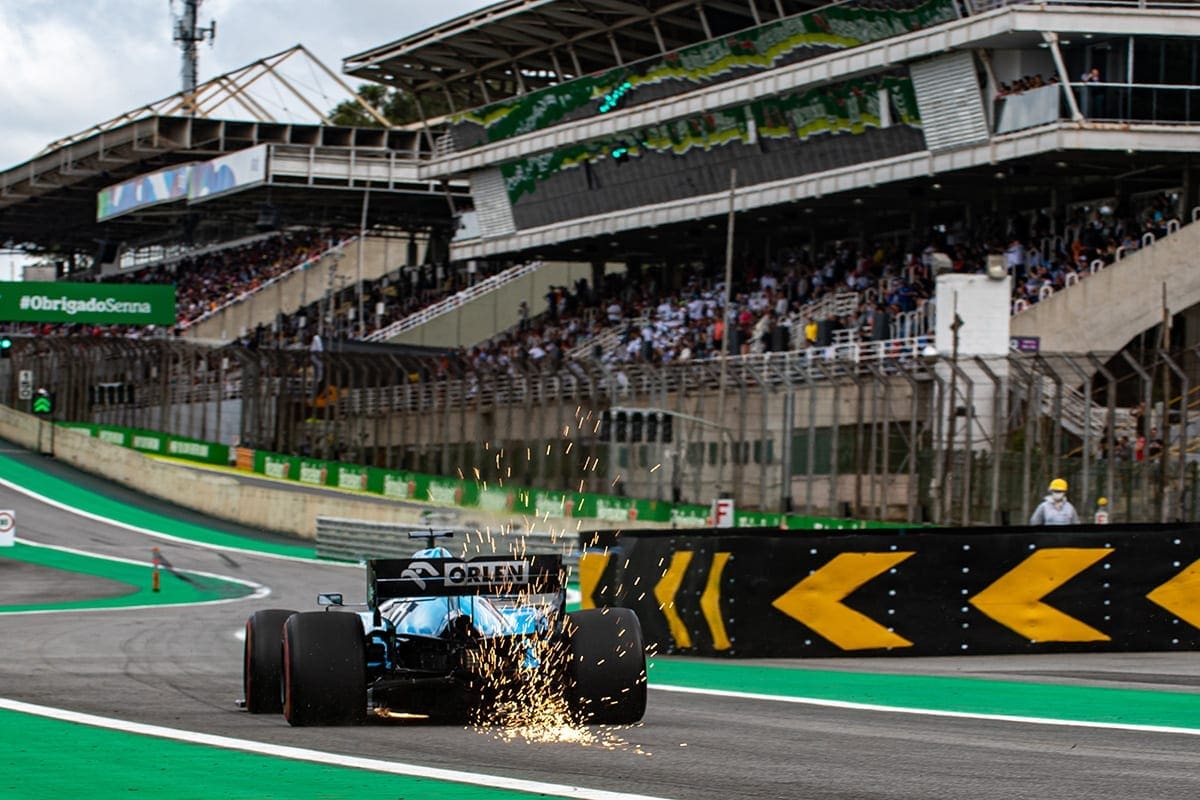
top-left (243, 608), bottom-right (296, 714)
top-left (283, 611), bottom-right (367, 726)
top-left (567, 608), bottom-right (647, 724)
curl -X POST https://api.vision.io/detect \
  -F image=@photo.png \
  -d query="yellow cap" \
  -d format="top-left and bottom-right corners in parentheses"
top-left (1097, 497), bottom-right (1107, 506)
top-left (1049, 478), bottom-right (1068, 492)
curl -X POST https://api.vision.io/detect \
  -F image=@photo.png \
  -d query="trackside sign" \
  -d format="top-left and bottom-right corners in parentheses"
top-left (0, 282), bottom-right (176, 325)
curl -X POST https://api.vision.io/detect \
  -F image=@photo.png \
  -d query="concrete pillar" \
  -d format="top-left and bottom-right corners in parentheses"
top-left (590, 259), bottom-right (605, 294)
top-left (934, 272), bottom-right (1013, 450)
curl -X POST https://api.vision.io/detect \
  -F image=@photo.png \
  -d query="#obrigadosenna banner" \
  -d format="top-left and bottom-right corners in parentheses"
top-left (0, 282), bottom-right (176, 325)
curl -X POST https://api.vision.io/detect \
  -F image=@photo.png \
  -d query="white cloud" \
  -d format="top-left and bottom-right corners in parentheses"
top-left (0, 0), bottom-right (493, 167)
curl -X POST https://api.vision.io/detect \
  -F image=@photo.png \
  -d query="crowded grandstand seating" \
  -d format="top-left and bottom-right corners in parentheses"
top-left (448, 190), bottom-right (1183, 371)
top-left (19, 190), bottom-right (1182, 358)
top-left (222, 188), bottom-right (1190, 369)
top-left (130, 229), bottom-right (347, 328)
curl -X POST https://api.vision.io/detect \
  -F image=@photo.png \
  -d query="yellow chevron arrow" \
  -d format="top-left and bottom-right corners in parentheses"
top-left (969, 548), bottom-right (1112, 642)
top-left (772, 552), bottom-right (915, 651)
top-left (654, 550), bottom-right (694, 649)
top-left (577, 551), bottom-right (610, 610)
top-left (1147, 559), bottom-right (1200, 630)
top-left (700, 552), bottom-right (732, 651)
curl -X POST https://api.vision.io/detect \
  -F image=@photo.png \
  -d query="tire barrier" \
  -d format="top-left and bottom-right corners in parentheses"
top-left (578, 524), bottom-right (1200, 657)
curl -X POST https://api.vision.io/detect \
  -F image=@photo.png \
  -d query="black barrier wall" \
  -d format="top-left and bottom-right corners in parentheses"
top-left (578, 525), bottom-right (1200, 657)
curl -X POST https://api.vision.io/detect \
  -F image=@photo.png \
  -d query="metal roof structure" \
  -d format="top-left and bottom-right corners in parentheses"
top-left (0, 46), bottom-right (461, 258)
top-left (344, 0), bottom-right (846, 113)
top-left (0, 115), bottom-right (458, 256)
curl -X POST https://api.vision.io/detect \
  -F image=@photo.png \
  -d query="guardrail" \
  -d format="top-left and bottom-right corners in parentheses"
top-left (314, 515), bottom-right (575, 565)
top-left (1012, 213), bottom-right (1190, 315)
top-left (365, 260), bottom-right (541, 342)
top-left (328, 334), bottom-right (934, 417)
top-left (964, 0), bottom-right (1197, 11)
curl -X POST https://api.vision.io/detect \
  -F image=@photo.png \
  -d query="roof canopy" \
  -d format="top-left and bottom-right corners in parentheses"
top-left (344, 0), bottom-right (836, 113)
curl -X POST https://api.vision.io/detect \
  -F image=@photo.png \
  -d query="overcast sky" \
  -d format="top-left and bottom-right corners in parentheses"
top-left (0, 0), bottom-right (496, 167)
top-left (0, 0), bottom-right (493, 277)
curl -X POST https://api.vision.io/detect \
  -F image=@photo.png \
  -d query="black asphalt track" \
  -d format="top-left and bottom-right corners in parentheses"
top-left (1, 442), bottom-right (1198, 799)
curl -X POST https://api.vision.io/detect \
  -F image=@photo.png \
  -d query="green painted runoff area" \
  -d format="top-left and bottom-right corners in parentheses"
top-left (648, 659), bottom-right (1200, 730)
top-left (0, 541), bottom-right (252, 612)
top-left (0, 451), bottom-right (315, 559)
top-left (0, 708), bottom-right (541, 800)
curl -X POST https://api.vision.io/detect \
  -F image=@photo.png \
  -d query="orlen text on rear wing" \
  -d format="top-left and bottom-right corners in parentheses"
top-left (368, 555), bottom-right (564, 604)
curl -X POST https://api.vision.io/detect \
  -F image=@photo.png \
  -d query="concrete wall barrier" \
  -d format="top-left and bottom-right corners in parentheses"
top-left (0, 405), bottom-right (481, 539)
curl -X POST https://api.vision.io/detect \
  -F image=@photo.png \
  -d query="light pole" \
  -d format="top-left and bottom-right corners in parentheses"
top-left (714, 168), bottom-right (737, 501)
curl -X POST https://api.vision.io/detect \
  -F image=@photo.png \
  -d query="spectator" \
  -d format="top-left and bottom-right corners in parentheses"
top-left (1147, 427), bottom-right (1164, 459)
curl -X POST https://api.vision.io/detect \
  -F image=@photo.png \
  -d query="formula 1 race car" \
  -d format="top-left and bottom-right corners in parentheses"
top-left (241, 532), bottom-right (647, 727)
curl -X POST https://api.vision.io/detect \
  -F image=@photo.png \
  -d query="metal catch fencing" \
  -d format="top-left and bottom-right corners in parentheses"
top-left (5, 336), bottom-right (1200, 526)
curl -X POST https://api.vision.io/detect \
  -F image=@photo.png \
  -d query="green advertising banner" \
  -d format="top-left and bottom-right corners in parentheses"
top-left (452, 0), bottom-right (954, 146)
top-left (163, 435), bottom-right (228, 466)
top-left (500, 74), bottom-right (918, 205)
top-left (60, 428), bottom-right (920, 531)
top-left (63, 423), bottom-right (228, 466)
top-left (127, 430), bottom-right (167, 454)
top-left (0, 282), bottom-right (176, 325)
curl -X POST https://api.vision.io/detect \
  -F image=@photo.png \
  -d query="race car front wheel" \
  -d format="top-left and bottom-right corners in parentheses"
top-left (282, 611), bottom-right (367, 726)
top-left (567, 607), bottom-right (648, 725)
top-left (243, 608), bottom-right (297, 714)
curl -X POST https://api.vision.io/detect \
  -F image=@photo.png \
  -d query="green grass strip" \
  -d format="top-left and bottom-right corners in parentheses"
top-left (0, 452), bottom-right (314, 559)
top-left (0, 541), bottom-right (253, 612)
top-left (0, 708), bottom-right (556, 800)
top-left (648, 658), bottom-right (1200, 729)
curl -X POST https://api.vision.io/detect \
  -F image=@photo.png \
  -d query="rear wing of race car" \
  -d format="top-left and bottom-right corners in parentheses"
top-left (367, 554), bottom-right (565, 605)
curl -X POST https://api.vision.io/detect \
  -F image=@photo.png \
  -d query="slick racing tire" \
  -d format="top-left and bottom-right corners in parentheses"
top-left (243, 608), bottom-right (297, 714)
top-left (282, 611), bottom-right (367, 726)
top-left (566, 608), bottom-right (647, 725)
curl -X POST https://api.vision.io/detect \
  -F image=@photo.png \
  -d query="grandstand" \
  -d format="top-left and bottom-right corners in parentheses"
top-left (5, 0), bottom-right (1200, 524)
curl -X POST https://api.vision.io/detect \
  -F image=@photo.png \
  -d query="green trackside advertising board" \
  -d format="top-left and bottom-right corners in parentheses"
top-left (61, 428), bottom-right (917, 530)
top-left (236, 448), bottom-right (915, 529)
top-left (58, 423), bottom-right (228, 466)
top-left (0, 282), bottom-right (176, 325)
top-left (164, 435), bottom-right (228, 465)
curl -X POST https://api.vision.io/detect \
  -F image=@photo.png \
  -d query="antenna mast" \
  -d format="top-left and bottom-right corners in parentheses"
top-left (172, 0), bottom-right (216, 103)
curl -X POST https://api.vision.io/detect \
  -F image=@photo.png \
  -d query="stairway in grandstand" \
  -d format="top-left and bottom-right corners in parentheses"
top-left (368, 260), bottom-right (599, 349)
top-left (1011, 215), bottom-right (1200, 357)
top-left (1012, 215), bottom-right (1200, 442)
top-left (180, 236), bottom-right (398, 343)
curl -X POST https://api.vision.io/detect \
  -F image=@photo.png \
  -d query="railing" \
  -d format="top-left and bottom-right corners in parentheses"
top-left (965, 0), bottom-right (1200, 12)
top-left (1050, 382), bottom-right (1133, 444)
top-left (365, 261), bottom-right (541, 342)
top-left (567, 309), bottom-right (651, 360)
top-left (1011, 211), bottom-right (1191, 315)
top-left (312, 516), bottom-right (575, 565)
top-left (327, 334), bottom-right (935, 417)
top-left (1073, 82), bottom-right (1200, 126)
